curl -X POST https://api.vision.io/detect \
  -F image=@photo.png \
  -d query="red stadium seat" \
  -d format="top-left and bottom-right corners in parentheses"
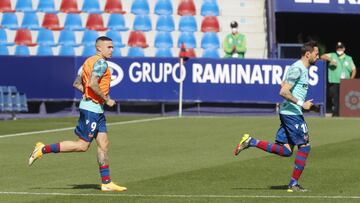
top-left (42, 13), bottom-right (64, 31)
top-left (177, 0), bottom-right (196, 16)
top-left (14, 29), bottom-right (37, 46)
top-left (105, 0), bottom-right (126, 14)
top-left (128, 30), bottom-right (148, 48)
top-left (179, 42), bottom-right (196, 58)
top-left (86, 14), bottom-right (107, 31)
top-left (60, 0), bottom-right (81, 13)
top-left (0, 0), bottom-right (15, 12)
top-left (201, 16), bottom-right (219, 32)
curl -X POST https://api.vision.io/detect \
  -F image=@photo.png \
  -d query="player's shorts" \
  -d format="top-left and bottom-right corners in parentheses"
top-left (275, 114), bottom-right (309, 146)
top-left (74, 109), bottom-right (107, 142)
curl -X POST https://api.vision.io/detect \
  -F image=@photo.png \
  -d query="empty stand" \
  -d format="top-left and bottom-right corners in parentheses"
top-left (177, 0), bottom-right (196, 16)
top-left (82, 0), bottom-right (102, 13)
top-left (154, 31), bottom-right (173, 48)
top-left (0, 0), bottom-right (15, 12)
top-left (154, 0), bottom-right (173, 15)
top-left (112, 47), bottom-right (122, 57)
top-left (105, 0), bottom-right (126, 14)
top-left (179, 15), bottom-right (197, 32)
top-left (37, 45), bottom-right (54, 56)
top-left (155, 48), bottom-right (172, 57)
top-left (82, 44), bottom-right (96, 56)
top-left (14, 29), bottom-right (37, 46)
top-left (1, 12), bottom-right (19, 30)
top-left (60, 0), bottom-right (81, 13)
top-left (106, 30), bottom-right (125, 47)
top-left (0, 45), bottom-right (9, 55)
top-left (200, 32), bottom-right (220, 49)
top-left (107, 14), bottom-right (128, 31)
top-left (42, 13), bottom-right (64, 31)
top-left (131, 0), bottom-right (150, 15)
top-left (133, 15), bottom-right (152, 32)
top-left (128, 30), bottom-right (148, 48)
top-left (86, 14), bottom-right (107, 31)
top-left (156, 15), bottom-right (175, 32)
top-left (200, 0), bottom-right (219, 16)
top-left (37, 28), bottom-right (57, 46)
top-left (202, 48), bottom-right (219, 58)
top-left (201, 16), bottom-right (219, 32)
top-left (0, 29), bottom-right (14, 45)
top-left (15, 0), bottom-right (34, 12)
top-left (37, 0), bottom-right (57, 13)
top-left (58, 30), bottom-right (78, 46)
top-left (82, 30), bottom-right (99, 45)
top-left (21, 12), bottom-right (41, 30)
top-left (59, 45), bottom-right (75, 56)
top-left (127, 47), bottom-right (145, 57)
top-left (15, 45), bottom-right (30, 55)
top-left (64, 13), bottom-right (84, 31)
top-left (177, 32), bottom-right (196, 48)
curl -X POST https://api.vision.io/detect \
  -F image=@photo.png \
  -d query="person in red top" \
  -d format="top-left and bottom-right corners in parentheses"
top-left (28, 36), bottom-right (127, 192)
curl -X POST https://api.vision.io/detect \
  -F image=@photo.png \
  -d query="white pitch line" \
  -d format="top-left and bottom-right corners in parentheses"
top-left (0, 116), bottom-right (176, 139)
top-left (0, 191), bottom-right (360, 199)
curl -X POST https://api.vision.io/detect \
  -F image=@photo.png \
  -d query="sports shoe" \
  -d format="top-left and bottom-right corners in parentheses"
top-left (287, 184), bottom-right (308, 192)
top-left (28, 142), bottom-right (45, 166)
top-left (234, 134), bottom-right (251, 156)
top-left (101, 182), bottom-right (127, 192)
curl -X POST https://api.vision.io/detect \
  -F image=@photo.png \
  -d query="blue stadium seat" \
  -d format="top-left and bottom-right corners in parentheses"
top-left (179, 15), bottom-right (197, 32)
top-left (82, 44), bottom-right (96, 56)
top-left (106, 30), bottom-right (125, 47)
top-left (15, 45), bottom-right (30, 55)
top-left (0, 29), bottom-right (14, 46)
top-left (0, 89), bottom-right (4, 112)
top-left (156, 15), bottom-right (175, 32)
top-left (0, 45), bottom-right (9, 55)
top-left (131, 0), bottom-right (150, 15)
top-left (133, 15), bottom-right (152, 32)
top-left (107, 14), bottom-right (128, 31)
top-left (21, 12), bottom-right (41, 30)
top-left (82, 0), bottom-right (101, 13)
top-left (64, 13), bottom-right (84, 31)
top-left (37, 0), bottom-right (57, 13)
top-left (7, 86), bottom-right (17, 94)
top-left (201, 0), bottom-right (220, 16)
top-left (154, 0), bottom-right (173, 15)
top-left (1, 12), bottom-right (19, 30)
top-left (37, 29), bottom-right (56, 46)
top-left (81, 30), bottom-right (99, 46)
top-left (177, 32), bottom-right (196, 48)
top-left (37, 45), bottom-right (53, 56)
top-left (15, 93), bottom-right (28, 112)
top-left (58, 30), bottom-right (78, 46)
top-left (59, 45), bottom-right (75, 56)
top-left (112, 47), bottom-right (122, 57)
top-left (127, 47), bottom-right (144, 57)
top-left (154, 31), bottom-right (173, 48)
top-left (15, 0), bottom-right (34, 12)
top-left (200, 32), bottom-right (220, 49)
top-left (202, 48), bottom-right (219, 58)
top-left (3, 91), bottom-right (13, 112)
top-left (155, 48), bottom-right (172, 57)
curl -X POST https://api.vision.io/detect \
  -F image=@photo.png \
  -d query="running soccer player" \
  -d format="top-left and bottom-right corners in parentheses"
top-left (28, 36), bottom-right (127, 192)
top-left (234, 41), bottom-right (319, 192)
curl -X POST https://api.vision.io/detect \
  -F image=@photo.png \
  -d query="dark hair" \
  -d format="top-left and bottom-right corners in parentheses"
top-left (301, 40), bottom-right (318, 56)
top-left (96, 36), bottom-right (112, 43)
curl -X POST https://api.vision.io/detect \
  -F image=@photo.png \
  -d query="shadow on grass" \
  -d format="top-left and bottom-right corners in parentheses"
top-left (31, 184), bottom-right (100, 190)
top-left (231, 185), bottom-right (288, 191)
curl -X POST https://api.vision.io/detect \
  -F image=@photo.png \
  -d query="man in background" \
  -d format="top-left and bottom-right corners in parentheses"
top-left (223, 21), bottom-right (246, 58)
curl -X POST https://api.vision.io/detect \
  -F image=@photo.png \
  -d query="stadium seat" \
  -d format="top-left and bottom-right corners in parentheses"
top-left (1, 12), bottom-right (19, 30)
top-left (112, 47), bottom-right (122, 57)
top-left (200, 32), bottom-right (220, 49)
top-left (58, 30), bottom-right (78, 46)
top-left (18, 93), bottom-right (28, 112)
top-left (131, 0), bottom-right (150, 15)
top-left (127, 47), bottom-right (144, 57)
top-left (81, 30), bottom-right (99, 46)
top-left (37, 45), bottom-right (53, 56)
top-left (179, 46), bottom-right (196, 58)
top-left (202, 48), bottom-right (219, 58)
top-left (59, 45), bottom-right (75, 56)
top-left (155, 48), bottom-right (172, 57)
top-left (64, 13), bottom-right (84, 31)
top-left (86, 14), bottom-right (107, 31)
top-left (177, 0), bottom-right (196, 16)
top-left (21, 12), bottom-right (41, 30)
top-left (0, 0), bottom-right (15, 12)
top-left (133, 15), bottom-right (152, 32)
top-left (37, 0), bottom-right (57, 13)
top-left (201, 16), bottom-right (220, 32)
top-left (82, 0), bottom-right (101, 13)
top-left (105, 0), bottom-right (126, 14)
top-left (154, 31), bottom-right (173, 48)
top-left (156, 15), bottom-right (175, 32)
top-left (37, 28), bottom-right (57, 46)
top-left (179, 15), bottom-right (197, 32)
top-left (60, 0), bottom-right (81, 13)
top-left (15, 45), bottom-right (30, 55)
top-left (42, 13), bottom-right (64, 31)
top-left (14, 29), bottom-right (37, 46)
top-left (177, 32), bottom-right (196, 48)
top-left (82, 44), bottom-right (96, 56)
top-left (15, 0), bottom-right (34, 12)
top-left (127, 30), bottom-right (148, 48)
top-left (6, 86), bottom-right (17, 94)
top-left (0, 29), bottom-right (14, 46)
top-left (154, 0), bottom-right (173, 15)
top-left (107, 14), bottom-right (128, 31)
top-left (0, 45), bottom-right (9, 55)
top-left (105, 30), bottom-right (125, 47)
top-left (0, 89), bottom-right (3, 111)
top-left (2, 90), bottom-right (13, 112)
top-left (200, 0), bottom-right (219, 16)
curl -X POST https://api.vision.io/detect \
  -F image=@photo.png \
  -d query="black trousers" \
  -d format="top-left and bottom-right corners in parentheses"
top-left (328, 83), bottom-right (340, 116)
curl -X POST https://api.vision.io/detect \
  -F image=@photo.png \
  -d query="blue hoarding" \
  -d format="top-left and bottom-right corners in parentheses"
top-left (275, 0), bottom-right (360, 14)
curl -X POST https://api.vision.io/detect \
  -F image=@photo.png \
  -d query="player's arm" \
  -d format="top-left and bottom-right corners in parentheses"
top-left (350, 60), bottom-right (357, 79)
top-left (73, 75), bottom-right (84, 93)
top-left (279, 82), bottom-right (313, 110)
top-left (320, 53), bottom-right (337, 66)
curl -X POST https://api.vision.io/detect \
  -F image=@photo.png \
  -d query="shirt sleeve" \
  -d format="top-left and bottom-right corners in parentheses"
top-left (92, 59), bottom-right (108, 77)
top-left (284, 66), bottom-right (301, 85)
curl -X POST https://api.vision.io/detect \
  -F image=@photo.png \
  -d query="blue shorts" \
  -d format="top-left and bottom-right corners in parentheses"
top-left (275, 114), bottom-right (309, 146)
top-left (74, 109), bottom-right (107, 142)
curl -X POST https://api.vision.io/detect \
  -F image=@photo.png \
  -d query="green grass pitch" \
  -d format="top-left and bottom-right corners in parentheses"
top-left (0, 115), bottom-right (359, 203)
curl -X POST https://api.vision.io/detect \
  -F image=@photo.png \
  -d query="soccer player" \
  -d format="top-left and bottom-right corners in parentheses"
top-left (234, 41), bottom-right (319, 192)
top-left (28, 36), bottom-right (127, 192)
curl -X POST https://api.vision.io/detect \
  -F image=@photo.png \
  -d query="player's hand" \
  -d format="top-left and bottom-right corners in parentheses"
top-left (330, 60), bottom-right (337, 66)
top-left (302, 99), bottom-right (313, 110)
top-left (105, 98), bottom-right (116, 107)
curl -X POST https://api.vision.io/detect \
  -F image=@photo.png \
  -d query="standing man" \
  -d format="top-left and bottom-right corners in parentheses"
top-left (28, 36), bottom-right (127, 192)
top-left (321, 42), bottom-right (357, 117)
top-left (223, 21), bottom-right (246, 58)
top-left (234, 41), bottom-right (319, 192)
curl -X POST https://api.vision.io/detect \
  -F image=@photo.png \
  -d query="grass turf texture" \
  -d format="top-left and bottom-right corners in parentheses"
top-left (0, 116), bottom-right (359, 202)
